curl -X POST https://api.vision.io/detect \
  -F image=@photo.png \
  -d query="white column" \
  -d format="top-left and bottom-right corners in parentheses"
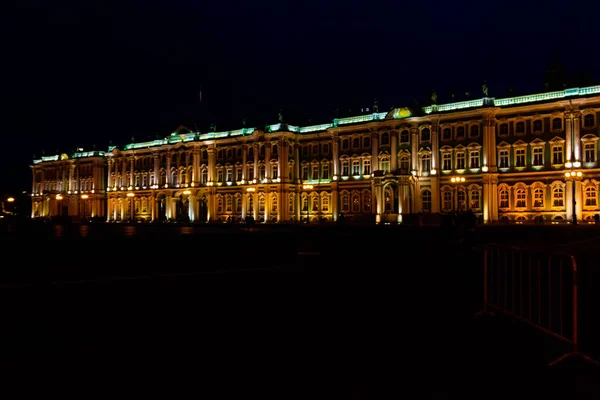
top-left (411, 129), bottom-right (419, 174)
top-left (242, 146), bottom-right (248, 181)
top-left (107, 159), bottom-right (113, 188)
top-left (391, 133), bottom-right (398, 172)
top-left (371, 134), bottom-right (379, 171)
top-left (574, 112), bottom-right (581, 162)
top-left (565, 112), bottom-right (573, 162)
top-left (332, 137), bottom-right (339, 178)
top-left (188, 194), bottom-right (196, 222)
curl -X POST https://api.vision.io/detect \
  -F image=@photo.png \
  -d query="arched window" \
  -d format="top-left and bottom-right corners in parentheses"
top-left (271, 194), bottom-right (278, 213)
top-left (552, 118), bottom-right (562, 130)
top-left (201, 168), bottom-right (208, 184)
top-left (533, 188), bottom-right (544, 207)
top-left (470, 190), bottom-right (480, 209)
top-left (247, 195), bottom-right (254, 212)
top-left (321, 194), bottom-right (330, 212)
top-left (585, 186), bottom-right (597, 206)
top-left (421, 128), bottom-right (431, 142)
top-left (499, 189), bottom-right (509, 208)
top-left (421, 154), bottom-right (431, 173)
top-left (226, 195), bottom-right (232, 212)
top-left (553, 187), bottom-right (564, 207)
top-left (362, 190), bottom-right (371, 213)
top-left (217, 196), bottom-right (224, 213)
top-left (421, 190), bottom-right (432, 212)
top-left (259, 195), bottom-right (265, 212)
top-left (400, 130), bottom-right (409, 143)
top-left (340, 192), bottom-right (350, 213)
top-left (515, 189), bottom-right (526, 208)
top-left (515, 121), bottom-right (525, 134)
top-left (443, 191), bottom-right (452, 210)
top-left (352, 192), bottom-right (361, 213)
top-left (381, 132), bottom-right (390, 145)
top-left (380, 156), bottom-right (390, 173)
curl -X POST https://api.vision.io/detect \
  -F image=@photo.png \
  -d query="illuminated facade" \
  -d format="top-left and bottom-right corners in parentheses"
top-left (32, 85), bottom-right (600, 224)
top-left (31, 151), bottom-right (107, 220)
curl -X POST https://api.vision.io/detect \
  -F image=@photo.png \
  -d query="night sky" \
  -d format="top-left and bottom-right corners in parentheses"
top-left (2, 0), bottom-right (600, 193)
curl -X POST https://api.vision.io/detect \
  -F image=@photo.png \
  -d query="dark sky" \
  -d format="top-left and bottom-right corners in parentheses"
top-left (2, 0), bottom-right (600, 193)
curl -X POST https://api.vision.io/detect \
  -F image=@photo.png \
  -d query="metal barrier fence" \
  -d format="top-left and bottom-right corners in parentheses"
top-left (481, 243), bottom-right (598, 366)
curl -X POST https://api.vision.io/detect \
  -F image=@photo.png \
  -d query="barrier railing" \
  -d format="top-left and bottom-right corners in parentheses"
top-left (481, 243), bottom-right (598, 366)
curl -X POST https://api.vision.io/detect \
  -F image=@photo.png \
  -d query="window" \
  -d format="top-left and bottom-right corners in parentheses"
top-left (247, 166), bottom-right (254, 181)
top-left (470, 190), bottom-right (480, 209)
top-left (363, 137), bottom-right (370, 148)
top-left (515, 149), bottom-right (525, 167)
top-left (272, 164), bottom-right (278, 179)
top-left (442, 128), bottom-right (452, 140)
top-left (470, 125), bottom-right (479, 138)
top-left (400, 155), bottom-right (410, 172)
top-left (421, 190), bottom-right (432, 212)
top-left (259, 165), bottom-right (266, 180)
top-left (499, 124), bottom-right (508, 136)
top-left (381, 132), bottom-right (390, 145)
top-left (322, 164), bottom-right (330, 180)
top-left (362, 191), bottom-right (371, 212)
top-left (584, 142), bottom-right (596, 163)
top-left (469, 151), bottom-right (480, 169)
top-left (217, 196), bottom-right (224, 213)
top-left (421, 128), bottom-right (431, 142)
top-left (226, 195), bottom-right (232, 212)
top-left (322, 143), bottom-right (330, 154)
top-left (516, 189), bottom-right (526, 208)
top-left (584, 114), bottom-right (595, 128)
top-left (352, 159), bottom-right (360, 175)
top-left (341, 160), bottom-right (349, 176)
top-left (552, 146), bottom-right (563, 165)
top-left (400, 130), bottom-right (409, 143)
top-left (533, 120), bottom-right (542, 132)
top-left (271, 195), bottom-right (278, 213)
top-left (499, 150), bottom-right (509, 168)
top-left (227, 149), bottom-right (233, 159)
top-left (312, 165), bottom-right (319, 180)
top-left (499, 189), bottom-right (509, 208)
top-left (352, 138), bottom-right (360, 148)
top-left (259, 196), bottom-right (265, 212)
top-left (552, 118), bottom-right (562, 130)
top-left (380, 157), bottom-right (390, 173)
top-left (585, 187), bottom-right (597, 206)
top-left (421, 154), bottom-right (431, 173)
top-left (553, 187), bottom-right (564, 207)
top-left (442, 153), bottom-right (452, 171)
top-left (363, 159), bottom-right (371, 175)
top-left (302, 195), bottom-right (308, 211)
top-left (322, 195), bottom-right (330, 212)
top-left (302, 165), bottom-right (309, 180)
top-left (217, 169), bottom-right (223, 182)
top-left (533, 148), bottom-right (543, 166)
top-left (342, 139), bottom-right (349, 150)
top-left (226, 168), bottom-right (233, 182)
top-left (443, 191), bottom-right (452, 210)
top-left (533, 188), bottom-right (544, 207)
top-left (248, 195), bottom-right (254, 213)
top-left (341, 193), bottom-right (349, 212)
top-left (456, 152), bottom-right (465, 170)
top-left (515, 121), bottom-right (525, 134)
top-left (312, 144), bottom-right (318, 155)
top-left (456, 127), bottom-right (465, 139)
top-left (272, 145), bottom-right (278, 155)
top-left (352, 194), bottom-right (360, 213)
top-left (236, 167), bottom-right (242, 182)
top-left (289, 194), bottom-right (294, 212)
top-left (302, 146), bottom-right (309, 157)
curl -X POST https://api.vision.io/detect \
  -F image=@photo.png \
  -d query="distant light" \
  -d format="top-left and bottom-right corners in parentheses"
top-left (6, 197), bottom-right (15, 202)
top-left (183, 190), bottom-right (191, 195)
top-left (126, 192), bottom-right (135, 197)
top-left (81, 194), bottom-right (89, 199)
top-left (56, 194), bottom-right (63, 200)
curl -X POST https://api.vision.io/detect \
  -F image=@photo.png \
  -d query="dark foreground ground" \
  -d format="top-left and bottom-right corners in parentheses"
top-left (1, 222), bottom-right (599, 398)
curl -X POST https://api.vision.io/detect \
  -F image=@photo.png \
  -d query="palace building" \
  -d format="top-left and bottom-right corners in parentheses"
top-left (31, 85), bottom-right (600, 224)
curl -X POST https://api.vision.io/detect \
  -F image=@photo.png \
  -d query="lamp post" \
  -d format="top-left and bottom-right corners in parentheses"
top-left (450, 176), bottom-right (466, 212)
top-left (564, 163), bottom-right (583, 225)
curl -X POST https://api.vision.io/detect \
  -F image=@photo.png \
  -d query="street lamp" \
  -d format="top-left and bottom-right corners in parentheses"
top-left (450, 176), bottom-right (466, 212)
top-left (7, 197), bottom-right (15, 203)
top-left (564, 167), bottom-right (583, 225)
